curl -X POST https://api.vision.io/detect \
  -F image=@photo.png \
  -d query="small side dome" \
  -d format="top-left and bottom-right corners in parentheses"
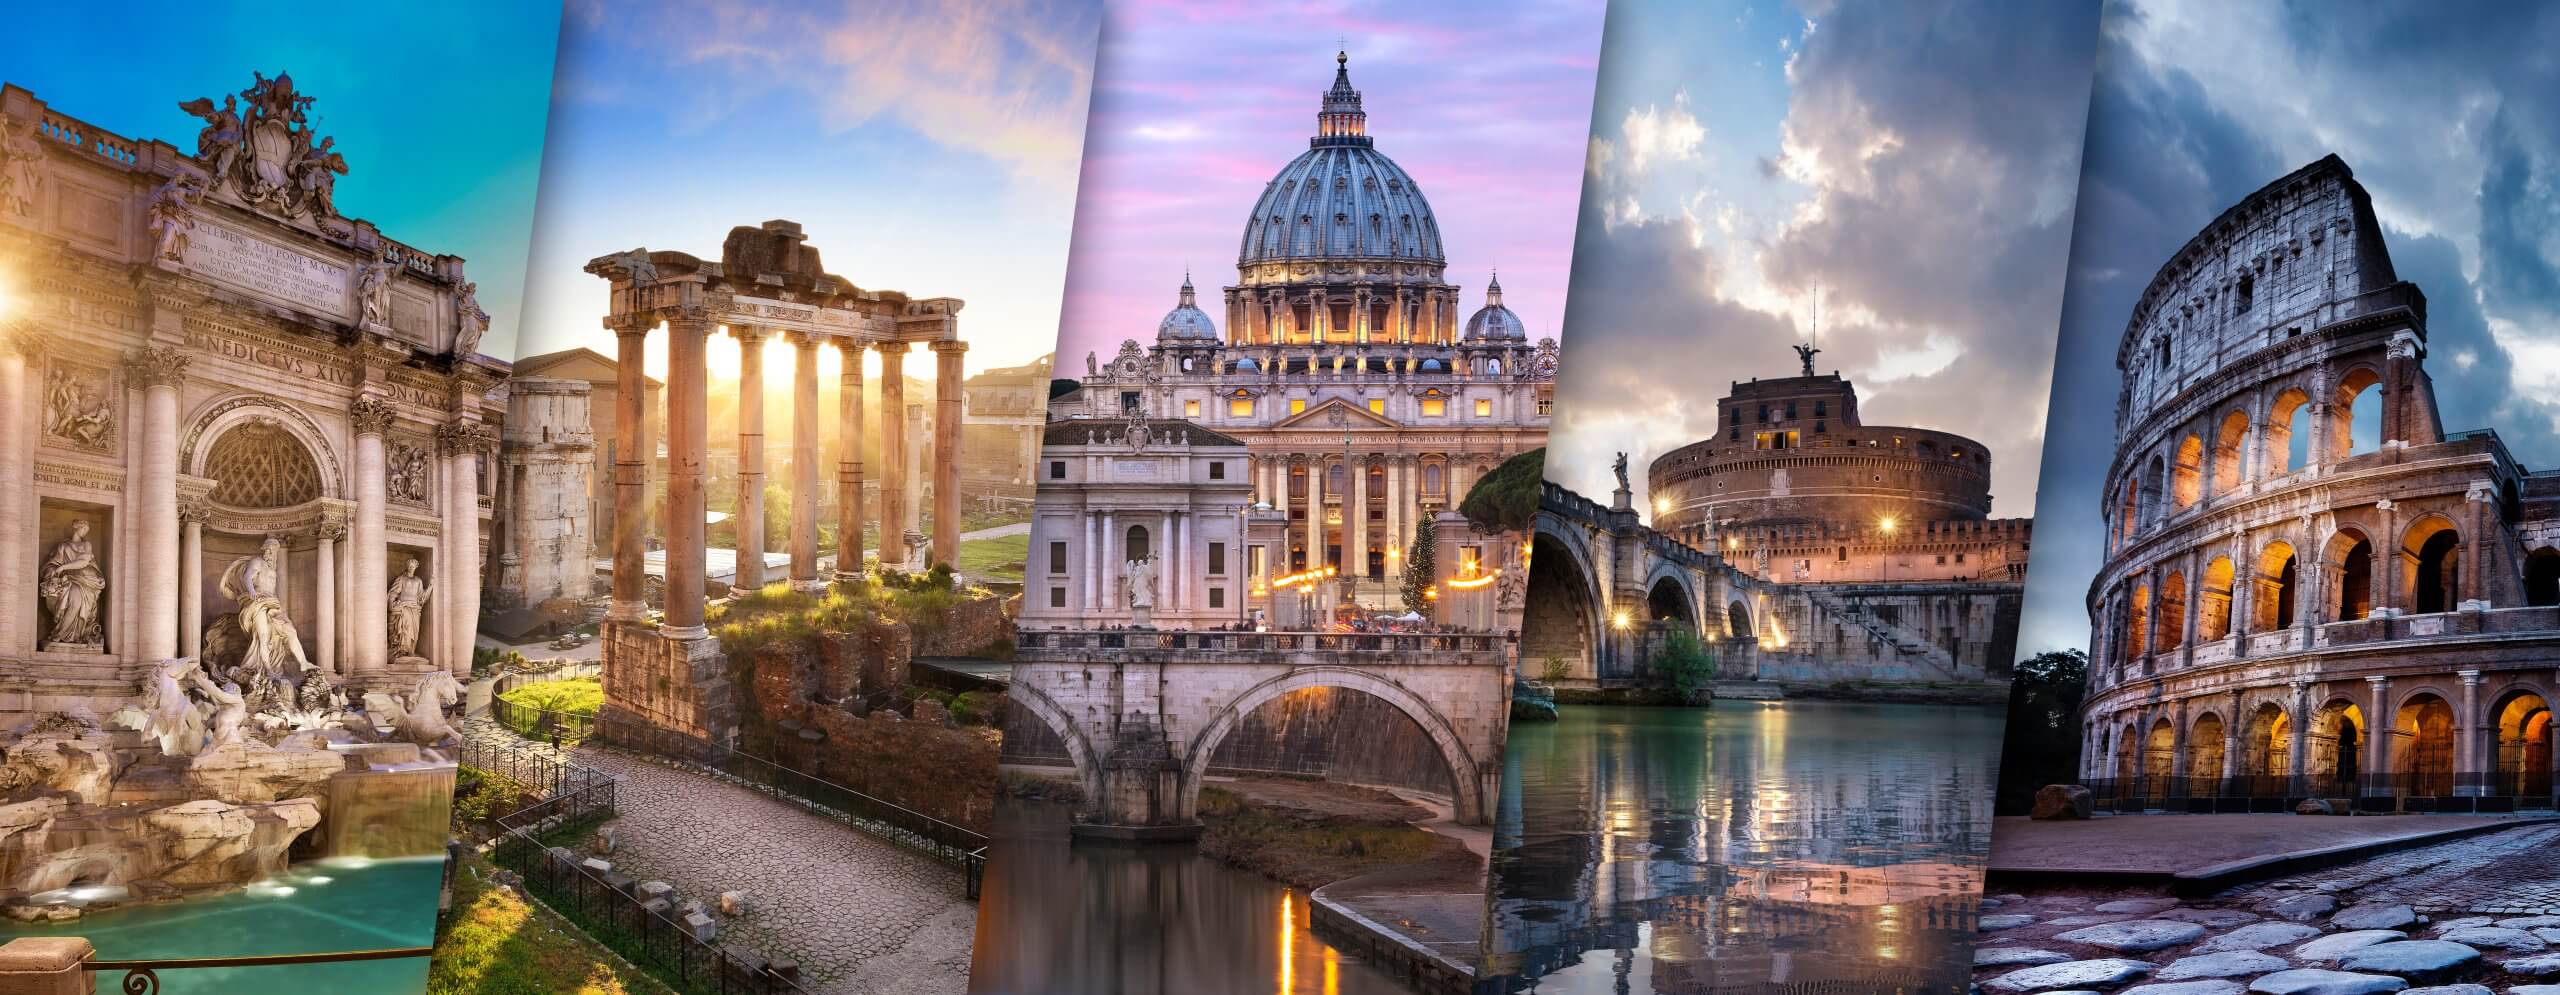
top-left (1420, 358), bottom-right (1444, 372)
top-left (1156, 273), bottom-right (1219, 342)
top-left (1463, 272), bottom-right (1527, 342)
top-left (1234, 357), bottom-right (1261, 372)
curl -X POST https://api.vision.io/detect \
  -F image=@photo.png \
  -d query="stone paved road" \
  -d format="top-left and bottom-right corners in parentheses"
top-left (1976, 821), bottom-right (2560, 994)
top-left (465, 719), bottom-right (976, 995)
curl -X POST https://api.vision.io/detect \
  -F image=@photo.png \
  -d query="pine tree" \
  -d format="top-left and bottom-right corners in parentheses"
top-left (1402, 514), bottom-right (1437, 615)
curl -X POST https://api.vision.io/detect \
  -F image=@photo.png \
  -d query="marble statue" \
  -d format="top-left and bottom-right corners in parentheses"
top-left (37, 520), bottom-right (105, 648)
top-left (1795, 342), bottom-right (1821, 377)
top-left (195, 671), bottom-right (248, 748)
top-left (146, 174), bottom-right (201, 263)
top-left (1086, 351), bottom-right (1097, 377)
top-left (0, 115), bottom-right (46, 220)
top-left (178, 94), bottom-right (244, 184)
top-left (393, 670), bottom-right (462, 747)
top-left (293, 135), bottom-right (344, 218)
top-left (387, 557), bottom-right (433, 662)
top-left (1124, 555), bottom-right (1158, 610)
top-left (453, 281), bottom-right (488, 358)
top-left (1612, 451), bottom-right (1631, 495)
top-left (137, 657), bottom-right (209, 757)
top-left (219, 535), bottom-right (314, 680)
top-left (357, 250), bottom-right (398, 327)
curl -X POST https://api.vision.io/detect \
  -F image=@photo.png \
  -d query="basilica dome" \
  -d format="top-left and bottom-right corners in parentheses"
top-left (1156, 275), bottom-right (1218, 341)
top-left (1463, 274), bottom-right (1526, 342)
top-left (1237, 54), bottom-right (1445, 267)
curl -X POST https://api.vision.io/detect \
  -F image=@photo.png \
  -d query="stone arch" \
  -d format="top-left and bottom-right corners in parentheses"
top-left (1524, 525), bottom-right (1603, 681)
top-left (2253, 540), bottom-right (2298, 632)
top-left (1726, 598), bottom-right (1754, 642)
top-left (1005, 678), bottom-right (1104, 806)
top-left (2527, 548), bottom-right (2560, 608)
top-left (2171, 434), bottom-right (2205, 510)
top-left (2157, 571), bottom-right (2188, 653)
top-left (2242, 700), bottom-right (2291, 781)
top-left (2268, 386), bottom-right (2312, 475)
top-left (2492, 689), bottom-right (2553, 799)
top-left (181, 394), bottom-right (346, 501)
top-left (2326, 527), bottom-right (2376, 622)
top-left (2333, 365), bottom-right (2384, 461)
top-left (1181, 666), bottom-right (1481, 824)
top-left (2391, 689), bottom-right (2457, 796)
top-left (1645, 571), bottom-right (1695, 625)
top-left (2403, 514), bottom-right (2463, 614)
top-left (2116, 478), bottom-right (2139, 546)
top-left (2140, 453), bottom-right (2167, 529)
top-left (2113, 718), bottom-right (2140, 785)
top-left (2191, 711), bottom-right (2228, 791)
top-left (2126, 583), bottom-right (2151, 661)
top-left (2144, 717), bottom-right (2177, 797)
top-left (2211, 409), bottom-right (2249, 496)
top-left (2308, 696), bottom-right (2365, 794)
top-left (2199, 555), bottom-right (2236, 641)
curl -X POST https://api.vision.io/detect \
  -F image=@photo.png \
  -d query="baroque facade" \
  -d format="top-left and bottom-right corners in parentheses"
top-left (0, 78), bottom-right (498, 713)
top-left (2081, 155), bottom-right (2557, 810)
top-left (1052, 55), bottom-right (1555, 616)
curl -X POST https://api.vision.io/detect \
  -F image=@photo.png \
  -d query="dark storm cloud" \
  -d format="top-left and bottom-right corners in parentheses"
top-left (2014, 34), bottom-right (2285, 656)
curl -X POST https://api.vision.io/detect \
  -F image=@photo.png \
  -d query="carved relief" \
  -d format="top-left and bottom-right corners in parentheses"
top-left (180, 71), bottom-right (347, 221)
top-left (41, 357), bottom-right (116, 454)
top-left (387, 436), bottom-right (434, 507)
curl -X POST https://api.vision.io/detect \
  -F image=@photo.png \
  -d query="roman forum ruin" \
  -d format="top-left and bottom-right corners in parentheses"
top-left (584, 220), bottom-right (969, 755)
top-left (2080, 155), bottom-right (2560, 812)
top-left (0, 76), bottom-right (500, 716)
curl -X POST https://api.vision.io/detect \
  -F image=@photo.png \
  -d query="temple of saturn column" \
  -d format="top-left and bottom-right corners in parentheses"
top-left (583, 221), bottom-right (967, 754)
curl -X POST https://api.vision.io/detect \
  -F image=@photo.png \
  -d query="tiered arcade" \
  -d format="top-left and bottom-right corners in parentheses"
top-left (2080, 155), bottom-right (2558, 810)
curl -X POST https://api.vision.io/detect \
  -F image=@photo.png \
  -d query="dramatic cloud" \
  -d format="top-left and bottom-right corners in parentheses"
top-left (1550, 0), bottom-right (2098, 515)
top-left (2019, 1), bottom-right (2560, 654)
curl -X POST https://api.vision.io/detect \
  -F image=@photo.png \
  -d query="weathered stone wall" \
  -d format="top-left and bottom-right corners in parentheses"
top-left (596, 622), bottom-right (731, 757)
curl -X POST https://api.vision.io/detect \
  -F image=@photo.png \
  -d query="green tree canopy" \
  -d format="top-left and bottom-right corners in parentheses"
top-left (1459, 447), bottom-right (1545, 533)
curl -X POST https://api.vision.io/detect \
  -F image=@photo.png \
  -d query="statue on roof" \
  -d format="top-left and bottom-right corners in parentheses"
top-left (1794, 342), bottom-right (1821, 377)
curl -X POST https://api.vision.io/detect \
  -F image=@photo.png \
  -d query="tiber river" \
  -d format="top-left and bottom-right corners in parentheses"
top-left (1479, 701), bottom-right (2001, 994)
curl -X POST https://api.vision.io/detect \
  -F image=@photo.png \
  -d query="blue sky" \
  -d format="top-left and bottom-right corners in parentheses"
top-left (6, 2), bottom-right (561, 358)
top-left (2017, 0), bottom-right (2560, 655)
top-left (1546, 0), bottom-right (2097, 510)
top-left (516, 0), bottom-right (1100, 382)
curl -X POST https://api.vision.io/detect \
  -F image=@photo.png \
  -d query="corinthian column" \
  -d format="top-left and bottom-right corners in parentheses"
top-left (128, 348), bottom-right (189, 660)
top-left (610, 323), bottom-right (650, 621)
top-left (439, 421), bottom-right (485, 676)
top-left (731, 325), bottom-right (769, 596)
top-left (0, 329), bottom-right (36, 655)
top-left (178, 501), bottom-right (206, 660)
top-left (931, 340), bottom-right (968, 568)
top-left (314, 519), bottom-right (342, 675)
top-left (788, 332), bottom-right (823, 591)
top-left (350, 395), bottom-right (395, 673)
top-left (876, 342), bottom-right (910, 566)
top-left (835, 340), bottom-right (866, 581)
top-left (664, 312), bottom-right (713, 638)
top-left (1306, 457), bottom-right (1325, 572)
top-left (1348, 456), bottom-right (1369, 583)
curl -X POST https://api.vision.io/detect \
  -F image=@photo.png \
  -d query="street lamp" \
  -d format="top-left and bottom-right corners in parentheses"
top-left (1879, 515), bottom-right (1898, 583)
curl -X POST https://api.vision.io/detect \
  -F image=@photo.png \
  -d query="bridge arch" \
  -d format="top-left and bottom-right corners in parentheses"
top-left (1726, 598), bottom-right (1754, 641)
top-left (1525, 522), bottom-right (1606, 680)
top-left (1644, 565), bottom-right (1697, 626)
top-left (1005, 678), bottom-right (1104, 807)
top-left (1180, 666), bottom-right (1484, 825)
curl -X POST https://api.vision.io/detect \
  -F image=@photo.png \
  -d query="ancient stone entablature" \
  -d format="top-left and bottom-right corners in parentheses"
top-left (2078, 157), bottom-right (2560, 812)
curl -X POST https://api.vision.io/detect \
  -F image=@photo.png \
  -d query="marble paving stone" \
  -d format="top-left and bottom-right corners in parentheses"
top-left (2123, 983), bottom-right (2247, 995)
top-left (2437, 927), bottom-right (2544, 953)
top-left (1979, 948), bottom-right (2076, 968)
top-left (2056, 919), bottom-right (2212, 953)
top-left (1984, 959), bottom-right (2158, 993)
top-left (2158, 951), bottom-right (2291, 981)
top-left (2333, 940), bottom-right (2480, 980)
top-left (2203, 923), bottom-right (2325, 953)
top-left (2333, 904), bottom-right (2420, 931)
top-left (2244, 968), bottom-right (2410, 995)
top-left (2295, 931), bottom-right (2411, 963)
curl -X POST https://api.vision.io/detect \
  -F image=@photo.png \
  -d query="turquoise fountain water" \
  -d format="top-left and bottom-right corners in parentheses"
top-left (2, 855), bottom-right (444, 994)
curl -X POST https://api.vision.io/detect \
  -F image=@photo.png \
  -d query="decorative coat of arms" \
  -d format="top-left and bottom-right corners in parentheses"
top-left (179, 71), bottom-right (347, 220)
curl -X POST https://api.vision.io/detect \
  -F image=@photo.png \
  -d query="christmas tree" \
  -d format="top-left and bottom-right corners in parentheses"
top-left (1402, 513), bottom-right (1437, 615)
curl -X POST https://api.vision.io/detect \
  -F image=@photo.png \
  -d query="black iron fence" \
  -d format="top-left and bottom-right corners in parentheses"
top-left (490, 694), bottom-right (600, 743)
top-left (460, 736), bottom-right (612, 804)
top-left (489, 828), bottom-right (807, 994)
top-left (701, 746), bottom-right (988, 899)
top-left (90, 947), bottom-right (438, 994)
top-left (2076, 774), bottom-right (2559, 814)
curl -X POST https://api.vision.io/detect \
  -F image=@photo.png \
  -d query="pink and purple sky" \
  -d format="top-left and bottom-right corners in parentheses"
top-left (1052, 0), bottom-right (1606, 367)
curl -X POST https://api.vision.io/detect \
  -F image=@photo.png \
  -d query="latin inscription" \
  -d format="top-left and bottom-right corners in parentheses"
top-left (183, 219), bottom-right (351, 320)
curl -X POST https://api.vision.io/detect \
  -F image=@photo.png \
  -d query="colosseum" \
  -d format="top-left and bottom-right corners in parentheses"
top-left (2079, 154), bottom-right (2557, 814)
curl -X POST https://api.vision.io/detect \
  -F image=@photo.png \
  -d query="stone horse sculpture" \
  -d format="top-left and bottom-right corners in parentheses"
top-left (392, 670), bottom-right (464, 748)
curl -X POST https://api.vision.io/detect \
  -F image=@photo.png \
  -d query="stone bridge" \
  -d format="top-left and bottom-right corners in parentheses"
top-left (1526, 483), bottom-right (2014, 686)
top-left (1007, 628), bottom-right (1511, 837)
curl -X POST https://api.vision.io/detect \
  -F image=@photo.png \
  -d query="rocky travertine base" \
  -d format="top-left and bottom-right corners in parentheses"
top-left (1974, 823), bottom-right (2560, 994)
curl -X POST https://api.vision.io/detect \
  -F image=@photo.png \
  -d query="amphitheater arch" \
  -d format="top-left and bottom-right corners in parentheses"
top-left (2334, 365), bottom-right (2384, 460)
top-left (2390, 688), bottom-right (2457, 796)
top-left (2253, 541), bottom-right (2298, 631)
top-left (2268, 386), bottom-right (2312, 475)
top-left (2492, 689), bottom-right (2554, 800)
top-left (2403, 514), bottom-right (2463, 614)
top-left (2241, 701), bottom-right (2293, 781)
top-left (2190, 711), bottom-right (2228, 790)
top-left (2199, 556), bottom-right (2236, 640)
top-left (2212, 410), bottom-right (2250, 496)
top-left (2326, 527), bottom-right (2376, 622)
top-left (2126, 583), bottom-right (2151, 661)
top-left (2144, 717), bottom-right (2177, 797)
top-left (2527, 548), bottom-right (2560, 608)
top-left (1181, 666), bottom-right (1480, 825)
top-left (2308, 697), bottom-right (2365, 795)
top-left (2157, 571), bottom-right (2188, 653)
top-left (2172, 434), bottom-right (2205, 510)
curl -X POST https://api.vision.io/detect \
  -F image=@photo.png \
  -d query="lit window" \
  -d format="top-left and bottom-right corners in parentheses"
top-left (1290, 398), bottom-right (1307, 415)
top-left (1368, 398), bottom-right (1385, 414)
top-left (1421, 398), bottom-right (1446, 417)
top-left (1184, 399), bottom-right (1201, 417)
top-left (1474, 399), bottom-right (1492, 417)
top-left (1229, 398), bottom-right (1254, 417)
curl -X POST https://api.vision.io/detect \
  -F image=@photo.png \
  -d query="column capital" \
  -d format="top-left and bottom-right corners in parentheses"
top-left (176, 498), bottom-right (212, 524)
top-left (311, 519), bottom-right (348, 542)
top-left (875, 340), bottom-right (912, 356)
top-left (729, 323), bottom-right (770, 344)
top-left (929, 340), bottom-right (970, 356)
top-left (436, 420), bottom-right (492, 456)
top-left (604, 313), bottom-right (654, 336)
top-left (833, 336), bottom-right (869, 359)
top-left (786, 329), bottom-right (826, 349)
top-left (2366, 674), bottom-right (2390, 689)
top-left (2459, 669), bottom-right (2483, 686)
top-left (349, 395), bottom-right (397, 437)
top-left (125, 345), bottom-right (190, 390)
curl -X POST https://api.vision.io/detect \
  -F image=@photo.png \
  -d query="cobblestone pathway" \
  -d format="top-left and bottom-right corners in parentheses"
top-left (1976, 821), bottom-right (2560, 994)
top-left (465, 719), bottom-right (976, 995)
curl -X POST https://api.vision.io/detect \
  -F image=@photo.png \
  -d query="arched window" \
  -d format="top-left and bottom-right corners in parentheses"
top-left (2157, 572), bottom-right (2188, 653)
top-left (2212, 410), bottom-right (2249, 496)
top-left (2172, 434), bottom-right (2205, 510)
top-left (2404, 517), bottom-right (2462, 613)
top-left (2199, 556), bottom-right (2235, 641)
top-left (2332, 530), bottom-right (2374, 621)
top-left (2126, 584), bottom-right (2151, 661)
top-left (2256, 541), bottom-right (2297, 631)
top-left (2268, 388), bottom-right (2311, 474)
top-left (2527, 548), bottom-right (2560, 607)
top-left (1423, 463), bottom-right (1443, 495)
top-left (1124, 524), bottom-right (1151, 562)
top-left (2336, 367), bottom-right (2383, 460)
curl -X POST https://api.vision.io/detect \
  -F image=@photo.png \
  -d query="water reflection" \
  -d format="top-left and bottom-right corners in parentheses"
top-left (968, 801), bottom-right (1408, 995)
top-left (1482, 702), bottom-right (1999, 994)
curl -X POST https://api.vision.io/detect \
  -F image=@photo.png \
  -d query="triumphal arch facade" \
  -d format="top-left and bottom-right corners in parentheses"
top-left (586, 221), bottom-right (968, 755)
top-left (0, 77), bottom-right (500, 715)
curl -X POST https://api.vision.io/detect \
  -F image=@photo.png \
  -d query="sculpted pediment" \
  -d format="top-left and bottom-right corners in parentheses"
top-left (1272, 397), bottom-right (1397, 430)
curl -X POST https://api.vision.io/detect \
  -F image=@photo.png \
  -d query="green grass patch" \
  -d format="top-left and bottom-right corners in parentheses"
top-left (497, 679), bottom-right (603, 716)
top-left (430, 852), bottom-right (675, 995)
top-left (956, 534), bottom-right (1029, 583)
